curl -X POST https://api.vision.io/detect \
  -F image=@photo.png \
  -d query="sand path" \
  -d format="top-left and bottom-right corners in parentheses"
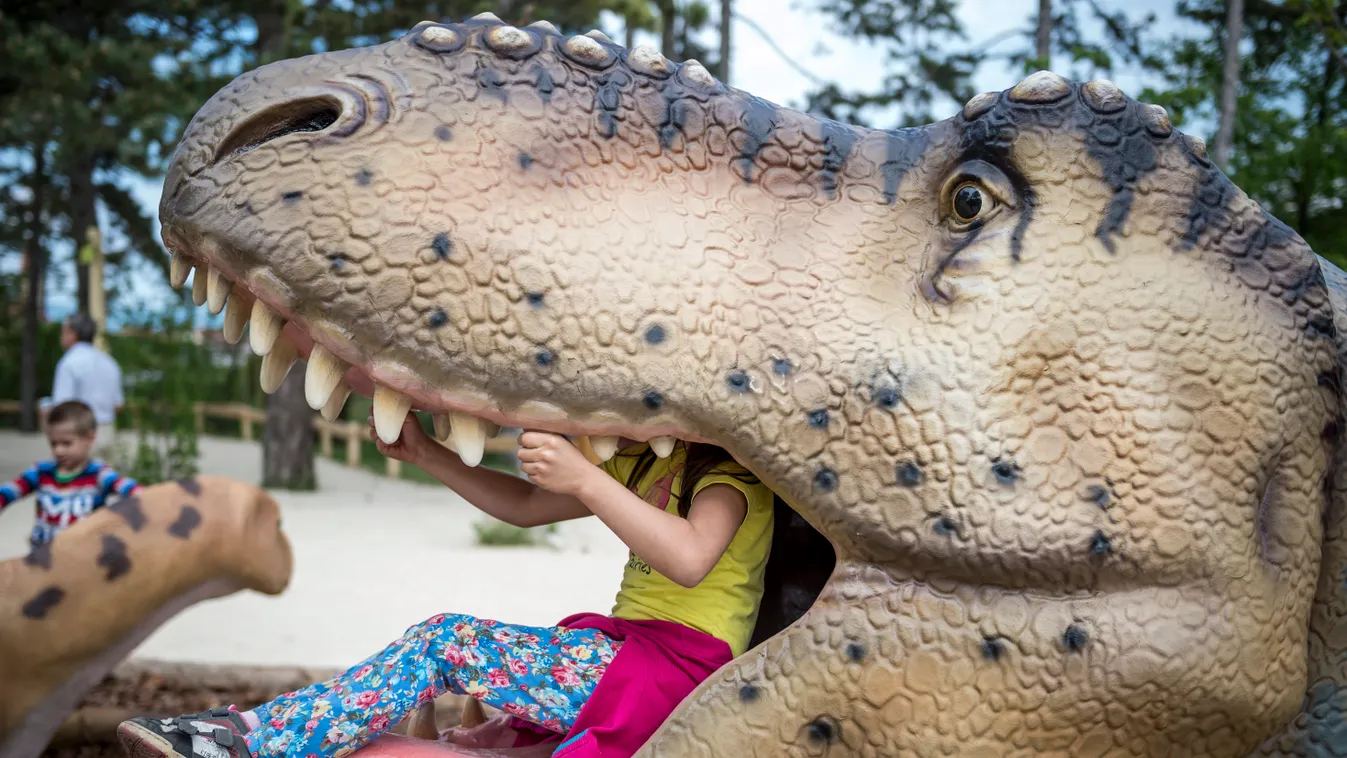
top-left (0, 430), bottom-right (627, 669)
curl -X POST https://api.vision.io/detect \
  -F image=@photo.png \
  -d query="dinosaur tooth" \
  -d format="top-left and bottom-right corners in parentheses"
top-left (372, 385), bottom-right (413, 444)
top-left (590, 435), bottom-right (619, 462)
top-left (249, 300), bottom-right (285, 356)
top-left (305, 345), bottom-right (348, 410)
top-left (206, 267), bottom-right (232, 314)
top-left (259, 335), bottom-right (298, 394)
top-left (432, 413), bottom-right (452, 442)
top-left (191, 265), bottom-right (208, 306)
top-left (650, 436), bottom-right (676, 458)
top-left (450, 412), bottom-right (489, 468)
top-left (320, 380), bottom-right (351, 422)
top-left (169, 253), bottom-right (191, 289)
top-left (222, 291), bottom-right (253, 344)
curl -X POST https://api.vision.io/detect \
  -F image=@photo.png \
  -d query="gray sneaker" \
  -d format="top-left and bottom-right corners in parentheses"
top-left (118, 707), bottom-right (253, 758)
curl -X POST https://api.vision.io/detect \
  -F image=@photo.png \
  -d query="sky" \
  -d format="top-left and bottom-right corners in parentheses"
top-left (45, 0), bottom-right (1196, 329)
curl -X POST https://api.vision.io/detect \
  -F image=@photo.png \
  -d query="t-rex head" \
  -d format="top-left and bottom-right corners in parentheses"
top-left (155, 13), bottom-right (1346, 757)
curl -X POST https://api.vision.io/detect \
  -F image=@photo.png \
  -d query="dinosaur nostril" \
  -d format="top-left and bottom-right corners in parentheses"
top-left (213, 96), bottom-right (341, 165)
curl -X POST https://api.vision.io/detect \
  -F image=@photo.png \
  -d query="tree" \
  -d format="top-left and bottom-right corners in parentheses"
top-left (1213, 0), bottom-right (1245, 170)
top-left (1036, 0), bottom-right (1053, 70)
top-left (1145, 0), bottom-right (1347, 264)
top-left (719, 0), bottom-right (732, 83)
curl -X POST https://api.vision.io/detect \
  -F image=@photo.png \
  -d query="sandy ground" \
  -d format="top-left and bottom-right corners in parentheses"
top-left (0, 430), bottom-right (628, 669)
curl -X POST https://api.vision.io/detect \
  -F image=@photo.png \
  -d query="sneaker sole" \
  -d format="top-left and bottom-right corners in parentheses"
top-left (117, 721), bottom-right (184, 758)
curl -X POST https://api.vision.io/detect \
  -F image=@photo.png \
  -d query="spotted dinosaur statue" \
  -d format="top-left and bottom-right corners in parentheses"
top-left (0, 477), bottom-right (292, 758)
top-left (6, 9), bottom-right (1347, 757)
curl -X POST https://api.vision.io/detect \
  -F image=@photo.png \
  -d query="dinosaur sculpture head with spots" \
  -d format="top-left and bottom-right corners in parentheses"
top-left (13, 10), bottom-right (1347, 757)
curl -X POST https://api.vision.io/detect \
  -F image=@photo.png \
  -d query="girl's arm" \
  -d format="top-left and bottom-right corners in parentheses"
top-left (372, 415), bottom-right (592, 528)
top-left (517, 432), bottom-right (748, 588)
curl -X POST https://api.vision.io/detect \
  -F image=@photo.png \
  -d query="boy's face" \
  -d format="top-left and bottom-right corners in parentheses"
top-left (47, 422), bottom-right (95, 470)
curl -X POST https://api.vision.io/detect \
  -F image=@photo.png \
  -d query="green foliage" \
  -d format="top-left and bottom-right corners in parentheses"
top-left (1142, 0), bottom-right (1347, 265)
top-left (473, 518), bottom-right (558, 547)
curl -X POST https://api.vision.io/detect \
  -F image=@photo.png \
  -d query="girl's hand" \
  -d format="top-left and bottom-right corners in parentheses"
top-left (368, 414), bottom-right (435, 465)
top-left (517, 430), bottom-right (599, 496)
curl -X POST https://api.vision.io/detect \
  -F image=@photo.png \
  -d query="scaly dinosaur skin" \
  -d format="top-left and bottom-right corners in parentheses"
top-left (0, 477), bottom-right (292, 758)
top-left (152, 13), bottom-right (1347, 757)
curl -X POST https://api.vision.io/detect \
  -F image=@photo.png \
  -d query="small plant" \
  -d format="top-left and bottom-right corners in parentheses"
top-left (472, 519), bottom-right (560, 548)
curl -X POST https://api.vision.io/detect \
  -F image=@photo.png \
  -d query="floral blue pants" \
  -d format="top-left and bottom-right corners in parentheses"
top-left (243, 614), bottom-right (622, 758)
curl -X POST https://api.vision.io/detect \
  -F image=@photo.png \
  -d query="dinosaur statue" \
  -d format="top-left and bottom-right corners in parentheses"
top-left (7, 9), bottom-right (1347, 757)
top-left (0, 477), bottom-right (293, 758)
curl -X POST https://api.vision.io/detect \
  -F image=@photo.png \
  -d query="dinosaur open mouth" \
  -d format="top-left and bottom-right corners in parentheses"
top-left (162, 242), bottom-right (707, 468)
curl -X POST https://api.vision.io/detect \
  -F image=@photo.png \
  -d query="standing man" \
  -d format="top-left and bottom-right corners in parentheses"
top-left (47, 313), bottom-right (125, 461)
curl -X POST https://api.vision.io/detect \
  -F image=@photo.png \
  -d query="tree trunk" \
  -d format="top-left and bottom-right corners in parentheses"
top-left (625, 17), bottom-right (636, 49)
top-left (658, 0), bottom-right (676, 58)
top-left (1213, 0), bottom-right (1244, 171)
top-left (262, 363), bottom-right (317, 490)
top-left (719, 0), bottom-right (732, 84)
top-left (1035, 0), bottom-right (1052, 70)
top-left (19, 142), bottom-right (48, 434)
top-left (67, 155), bottom-right (97, 313)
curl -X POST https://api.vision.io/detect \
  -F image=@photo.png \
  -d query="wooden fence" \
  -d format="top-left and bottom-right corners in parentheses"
top-left (0, 399), bottom-right (520, 479)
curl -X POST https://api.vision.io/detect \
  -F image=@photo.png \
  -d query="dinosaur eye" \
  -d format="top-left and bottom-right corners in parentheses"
top-left (952, 183), bottom-right (987, 223)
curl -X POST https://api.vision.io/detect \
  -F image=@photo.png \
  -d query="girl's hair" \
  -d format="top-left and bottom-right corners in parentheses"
top-left (621, 441), bottom-right (763, 517)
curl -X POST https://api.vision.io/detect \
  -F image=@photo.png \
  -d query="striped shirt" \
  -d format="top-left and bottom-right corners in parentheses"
top-left (0, 460), bottom-right (141, 547)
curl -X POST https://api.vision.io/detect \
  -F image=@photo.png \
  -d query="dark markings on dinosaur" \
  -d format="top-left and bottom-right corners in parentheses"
top-left (734, 97), bottom-right (779, 184)
top-left (818, 120), bottom-right (858, 199)
top-left (477, 68), bottom-right (507, 103)
top-left (1308, 314), bottom-right (1337, 340)
top-left (1085, 484), bottom-right (1111, 509)
top-left (807, 716), bottom-right (839, 745)
top-left (880, 128), bottom-right (928, 205)
top-left (771, 358), bottom-right (793, 377)
top-left (1257, 469), bottom-right (1288, 567)
top-left (428, 309), bottom-right (449, 329)
top-left (432, 233), bottom-right (452, 260)
top-left (658, 81), bottom-right (690, 151)
top-left (21, 586), bottom-right (65, 619)
top-left (727, 370), bottom-right (750, 392)
top-left (178, 478), bottom-right (202, 497)
top-left (738, 684), bottom-right (760, 703)
top-left (1062, 624), bottom-right (1089, 652)
top-left (533, 66), bottom-right (555, 104)
top-left (898, 461), bottom-right (923, 487)
top-left (518, 152), bottom-right (533, 171)
top-left (435, 125), bottom-right (453, 142)
top-left (934, 515), bottom-right (957, 537)
top-left (595, 71), bottom-right (627, 140)
top-left (354, 168), bottom-right (373, 186)
top-left (845, 642), bottom-right (866, 662)
top-left (1080, 100), bottom-right (1160, 253)
top-left (807, 409), bottom-right (829, 429)
top-left (328, 253), bottom-right (346, 270)
top-left (874, 384), bottom-right (901, 409)
top-left (991, 457), bottom-right (1020, 486)
top-left (981, 636), bottom-right (1006, 661)
top-left (169, 505), bottom-right (202, 539)
top-left (645, 325), bottom-right (666, 345)
top-left (98, 534), bottom-right (132, 581)
top-left (536, 349), bottom-right (555, 367)
top-left (642, 391), bottom-right (664, 410)
top-left (813, 467), bottom-right (838, 493)
top-left (956, 111), bottom-right (1038, 260)
top-left (525, 292), bottom-right (545, 308)
top-left (106, 496), bottom-right (145, 531)
top-left (1089, 530), bottom-right (1113, 556)
top-left (24, 542), bottom-right (52, 570)
top-left (281, 190), bottom-right (303, 204)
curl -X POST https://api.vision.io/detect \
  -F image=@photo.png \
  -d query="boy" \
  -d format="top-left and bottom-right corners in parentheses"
top-left (1, 400), bottom-right (141, 549)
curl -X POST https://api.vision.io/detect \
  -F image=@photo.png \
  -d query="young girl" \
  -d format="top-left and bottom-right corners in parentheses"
top-left (118, 414), bottom-right (775, 758)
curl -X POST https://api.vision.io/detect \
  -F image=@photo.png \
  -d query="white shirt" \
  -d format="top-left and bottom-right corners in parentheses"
top-left (50, 342), bottom-right (124, 424)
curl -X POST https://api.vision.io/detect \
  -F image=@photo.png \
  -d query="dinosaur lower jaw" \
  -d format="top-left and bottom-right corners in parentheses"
top-left (167, 249), bottom-right (712, 468)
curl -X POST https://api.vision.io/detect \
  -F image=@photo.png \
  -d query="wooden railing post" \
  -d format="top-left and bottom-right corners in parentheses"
top-left (320, 425), bottom-right (332, 458)
top-left (345, 421), bottom-right (361, 468)
top-left (385, 456), bottom-right (401, 479)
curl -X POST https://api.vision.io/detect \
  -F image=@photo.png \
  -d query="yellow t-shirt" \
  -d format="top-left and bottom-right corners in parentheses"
top-left (603, 443), bottom-right (775, 658)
